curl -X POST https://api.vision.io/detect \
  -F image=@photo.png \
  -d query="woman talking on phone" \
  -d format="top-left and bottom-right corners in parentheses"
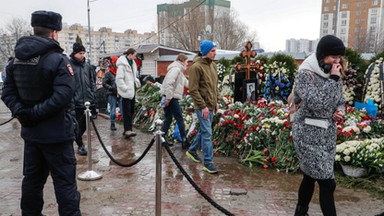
top-left (291, 35), bottom-right (346, 216)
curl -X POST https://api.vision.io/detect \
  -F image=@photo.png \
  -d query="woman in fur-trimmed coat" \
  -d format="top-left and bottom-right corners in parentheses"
top-left (292, 35), bottom-right (346, 216)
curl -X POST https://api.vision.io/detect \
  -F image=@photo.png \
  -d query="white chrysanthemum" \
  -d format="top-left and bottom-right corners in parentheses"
top-left (336, 145), bottom-right (343, 152)
top-left (363, 126), bottom-right (372, 133)
top-left (335, 155), bottom-right (341, 161)
top-left (349, 146), bottom-right (357, 153)
top-left (344, 156), bottom-right (351, 162)
top-left (216, 109), bottom-right (225, 114)
top-left (343, 149), bottom-right (351, 156)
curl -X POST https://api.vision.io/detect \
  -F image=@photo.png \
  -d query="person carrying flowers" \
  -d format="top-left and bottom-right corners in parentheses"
top-left (292, 35), bottom-right (346, 216)
top-left (160, 53), bottom-right (189, 148)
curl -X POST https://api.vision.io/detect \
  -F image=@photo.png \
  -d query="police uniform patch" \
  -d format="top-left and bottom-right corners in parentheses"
top-left (67, 64), bottom-right (74, 75)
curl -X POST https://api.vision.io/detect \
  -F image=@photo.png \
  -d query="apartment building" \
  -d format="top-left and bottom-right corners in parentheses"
top-left (320, 0), bottom-right (384, 53)
top-left (285, 38), bottom-right (318, 53)
top-left (157, 0), bottom-right (230, 50)
top-left (58, 23), bottom-right (157, 64)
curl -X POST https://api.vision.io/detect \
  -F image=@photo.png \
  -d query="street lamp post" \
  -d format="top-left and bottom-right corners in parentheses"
top-left (87, 0), bottom-right (93, 64)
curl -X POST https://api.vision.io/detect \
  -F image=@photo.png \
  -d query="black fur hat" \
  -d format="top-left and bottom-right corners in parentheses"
top-left (31, 10), bottom-right (62, 31)
top-left (316, 35), bottom-right (346, 61)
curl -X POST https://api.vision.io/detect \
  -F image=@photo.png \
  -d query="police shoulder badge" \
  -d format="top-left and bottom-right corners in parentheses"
top-left (67, 64), bottom-right (74, 75)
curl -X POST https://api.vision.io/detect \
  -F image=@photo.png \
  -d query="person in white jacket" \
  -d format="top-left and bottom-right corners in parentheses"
top-left (160, 54), bottom-right (189, 149)
top-left (116, 48), bottom-right (141, 138)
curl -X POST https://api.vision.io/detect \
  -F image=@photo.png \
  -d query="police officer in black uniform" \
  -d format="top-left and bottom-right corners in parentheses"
top-left (1, 10), bottom-right (81, 215)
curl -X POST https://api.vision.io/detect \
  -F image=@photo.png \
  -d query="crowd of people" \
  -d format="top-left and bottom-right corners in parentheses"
top-left (0, 9), bottom-right (221, 215)
top-left (2, 9), bottom-right (383, 216)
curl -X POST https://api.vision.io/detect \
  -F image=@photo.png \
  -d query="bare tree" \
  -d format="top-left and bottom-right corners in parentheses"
top-left (353, 30), bottom-right (368, 53)
top-left (370, 28), bottom-right (384, 53)
top-left (352, 24), bottom-right (384, 53)
top-left (166, 7), bottom-right (205, 50)
top-left (214, 11), bottom-right (258, 50)
top-left (0, 18), bottom-right (31, 63)
top-left (164, 6), bottom-right (258, 51)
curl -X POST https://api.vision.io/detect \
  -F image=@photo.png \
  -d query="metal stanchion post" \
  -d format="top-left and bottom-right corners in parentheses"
top-left (78, 101), bottom-right (103, 181)
top-left (154, 119), bottom-right (164, 216)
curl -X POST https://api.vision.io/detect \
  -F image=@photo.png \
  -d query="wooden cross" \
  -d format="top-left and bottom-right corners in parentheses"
top-left (235, 41), bottom-right (261, 80)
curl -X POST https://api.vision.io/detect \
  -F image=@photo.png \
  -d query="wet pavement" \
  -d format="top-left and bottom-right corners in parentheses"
top-left (0, 101), bottom-right (383, 216)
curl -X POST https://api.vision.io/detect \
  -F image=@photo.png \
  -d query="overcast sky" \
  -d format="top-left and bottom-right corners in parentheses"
top-left (0, 0), bottom-right (322, 51)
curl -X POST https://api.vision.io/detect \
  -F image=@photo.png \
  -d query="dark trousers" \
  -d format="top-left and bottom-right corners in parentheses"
top-left (297, 173), bottom-right (337, 216)
top-left (122, 97), bottom-right (135, 131)
top-left (75, 108), bottom-right (87, 147)
top-left (21, 141), bottom-right (81, 216)
top-left (161, 98), bottom-right (186, 139)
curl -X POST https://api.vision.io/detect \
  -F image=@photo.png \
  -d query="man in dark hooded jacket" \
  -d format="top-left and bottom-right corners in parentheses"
top-left (69, 41), bottom-right (96, 156)
top-left (1, 10), bottom-right (81, 215)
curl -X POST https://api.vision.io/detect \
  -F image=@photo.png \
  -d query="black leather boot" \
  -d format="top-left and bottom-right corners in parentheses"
top-left (181, 138), bottom-right (190, 150)
top-left (77, 145), bottom-right (88, 156)
top-left (111, 123), bottom-right (117, 131)
top-left (294, 204), bottom-right (309, 216)
top-left (161, 136), bottom-right (173, 147)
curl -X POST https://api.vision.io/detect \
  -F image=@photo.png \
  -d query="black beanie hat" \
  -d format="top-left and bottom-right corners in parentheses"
top-left (72, 43), bottom-right (86, 55)
top-left (316, 35), bottom-right (346, 61)
top-left (31, 10), bottom-right (62, 31)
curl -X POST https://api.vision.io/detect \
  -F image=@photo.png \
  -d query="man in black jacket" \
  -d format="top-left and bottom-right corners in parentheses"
top-left (1, 10), bottom-right (81, 215)
top-left (70, 42), bottom-right (96, 155)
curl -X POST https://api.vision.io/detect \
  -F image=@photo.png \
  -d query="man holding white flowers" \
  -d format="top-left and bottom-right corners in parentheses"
top-left (292, 35), bottom-right (346, 216)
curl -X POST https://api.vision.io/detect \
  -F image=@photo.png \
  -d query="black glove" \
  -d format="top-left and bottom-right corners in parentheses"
top-left (15, 108), bottom-right (37, 127)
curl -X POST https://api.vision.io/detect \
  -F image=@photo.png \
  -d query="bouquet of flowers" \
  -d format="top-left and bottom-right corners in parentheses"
top-left (363, 59), bottom-right (384, 108)
top-left (335, 138), bottom-right (384, 171)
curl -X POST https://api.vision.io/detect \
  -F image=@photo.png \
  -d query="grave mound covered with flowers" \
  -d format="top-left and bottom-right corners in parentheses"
top-left (132, 58), bottom-right (384, 176)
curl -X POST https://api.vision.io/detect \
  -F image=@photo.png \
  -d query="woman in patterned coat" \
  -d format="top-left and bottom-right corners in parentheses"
top-left (292, 35), bottom-right (346, 216)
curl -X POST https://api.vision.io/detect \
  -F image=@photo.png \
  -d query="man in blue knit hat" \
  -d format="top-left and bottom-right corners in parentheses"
top-left (186, 40), bottom-right (219, 174)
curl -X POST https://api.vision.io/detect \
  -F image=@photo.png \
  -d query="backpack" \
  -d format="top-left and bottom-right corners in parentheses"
top-left (288, 71), bottom-right (315, 122)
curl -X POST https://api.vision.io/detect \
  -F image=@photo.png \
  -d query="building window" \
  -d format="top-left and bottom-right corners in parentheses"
top-left (355, 19), bottom-right (360, 24)
top-left (342, 4), bottom-right (348, 9)
top-left (356, 2), bottom-right (361, 7)
top-left (324, 14), bottom-right (329, 20)
top-left (341, 28), bottom-right (346, 34)
top-left (323, 22), bottom-right (329, 28)
top-left (371, 8), bottom-right (378, 14)
top-left (356, 11), bottom-right (361, 16)
top-left (323, 0), bottom-right (330, 3)
top-left (355, 28), bottom-right (360, 33)
top-left (323, 30), bottom-right (328, 34)
top-left (333, 6), bottom-right (337, 11)
top-left (372, 0), bottom-right (378, 5)
top-left (324, 6), bottom-right (329, 12)
top-left (341, 12), bottom-right (348, 18)
top-left (341, 20), bottom-right (347, 26)
top-left (371, 17), bottom-right (377, 24)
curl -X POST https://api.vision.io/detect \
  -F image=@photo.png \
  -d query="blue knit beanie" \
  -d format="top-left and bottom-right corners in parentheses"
top-left (200, 40), bottom-right (216, 56)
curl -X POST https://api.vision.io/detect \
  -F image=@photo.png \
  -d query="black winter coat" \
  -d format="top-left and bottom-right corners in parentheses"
top-left (1, 35), bottom-right (77, 143)
top-left (70, 57), bottom-right (96, 108)
top-left (102, 71), bottom-right (117, 96)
